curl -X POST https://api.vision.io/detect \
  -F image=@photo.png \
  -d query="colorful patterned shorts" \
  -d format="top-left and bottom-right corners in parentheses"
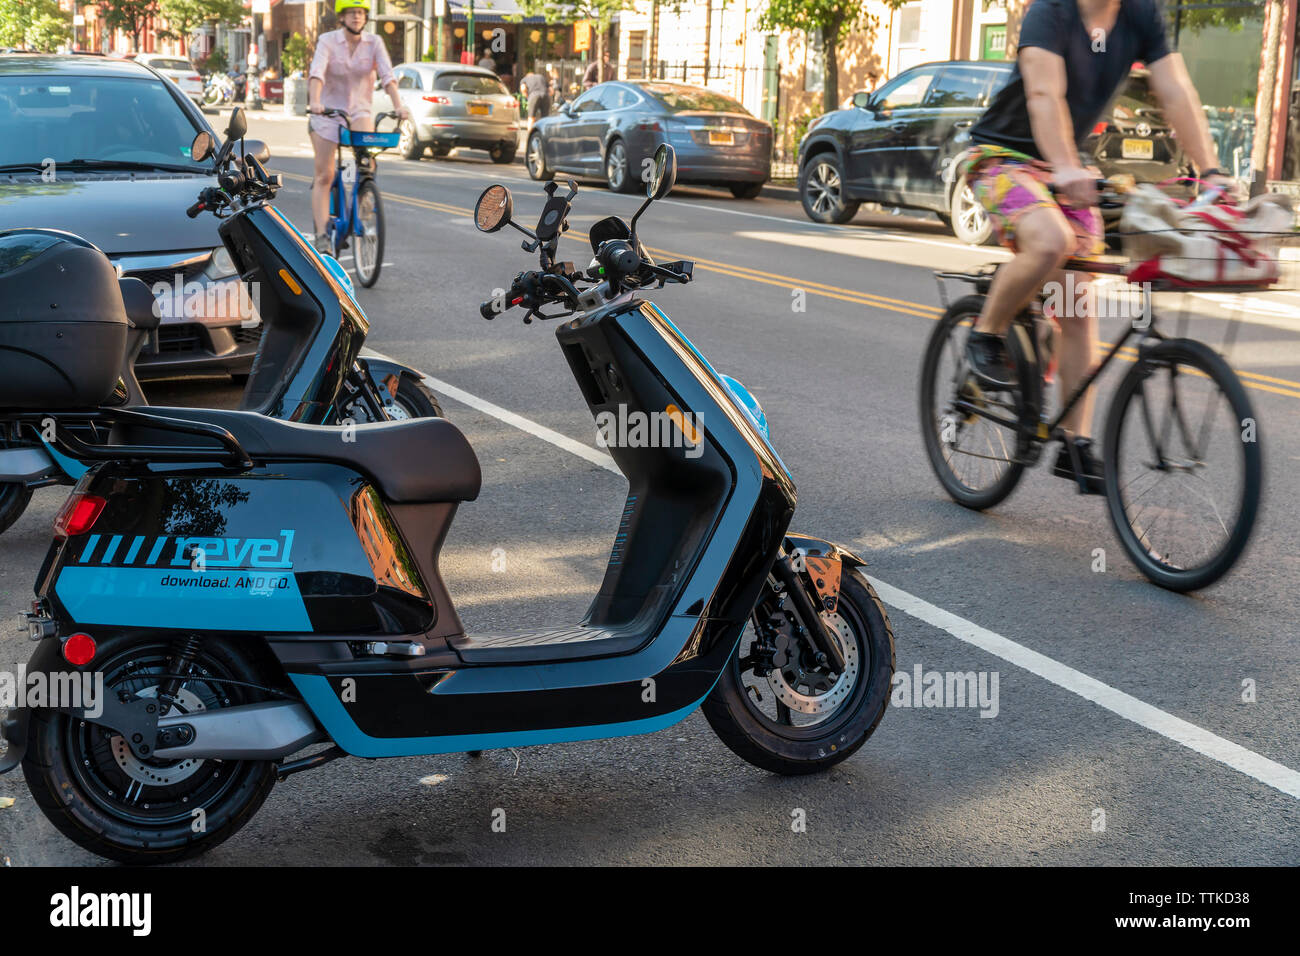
top-left (960, 145), bottom-right (1104, 260)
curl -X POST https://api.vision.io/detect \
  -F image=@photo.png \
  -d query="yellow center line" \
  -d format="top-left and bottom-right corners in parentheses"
top-left (273, 171), bottom-right (1300, 400)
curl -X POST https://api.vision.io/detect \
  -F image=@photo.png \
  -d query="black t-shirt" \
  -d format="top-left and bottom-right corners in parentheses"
top-left (968, 0), bottom-right (1171, 160)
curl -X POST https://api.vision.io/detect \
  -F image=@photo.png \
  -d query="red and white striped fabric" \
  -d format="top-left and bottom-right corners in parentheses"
top-left (1119, 183), bottom-right (1294, 288)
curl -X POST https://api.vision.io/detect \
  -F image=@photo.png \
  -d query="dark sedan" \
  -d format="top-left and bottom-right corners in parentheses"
top-left (797, 60), bottom-right (1191, 242)
top-left (0, 53), bottom-right (268, 380)
top-left (526, 80), bottom-right (772, 198)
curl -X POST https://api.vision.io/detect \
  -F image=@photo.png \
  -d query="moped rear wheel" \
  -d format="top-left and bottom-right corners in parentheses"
top-left (703, 570), bottom-right (894, 775)
top-left (22, 635), bottom-right (281, 864)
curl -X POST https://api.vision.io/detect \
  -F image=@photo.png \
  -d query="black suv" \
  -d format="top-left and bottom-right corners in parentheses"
top-left (797, 60), bottom-right (1191, 243)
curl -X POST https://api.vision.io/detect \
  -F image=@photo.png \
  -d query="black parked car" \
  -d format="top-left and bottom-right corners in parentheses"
top-left (0, 53), bottom-right (270, 380)
top-left (527, 80), bottom-right (772, 197)
top-left (797, 60), bottom-right (1191, 243)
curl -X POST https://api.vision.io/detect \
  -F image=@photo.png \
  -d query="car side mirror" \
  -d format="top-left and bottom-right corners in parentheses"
top-left (244, 139), bottom-right (271, 164)
top-left (852, 91), bottom-right (876, 111)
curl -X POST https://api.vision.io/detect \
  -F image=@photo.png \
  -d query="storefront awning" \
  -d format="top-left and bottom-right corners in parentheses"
top-left (446, 0), bottom-right (548, 23)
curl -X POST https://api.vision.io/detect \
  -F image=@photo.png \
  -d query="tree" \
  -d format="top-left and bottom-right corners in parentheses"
top-left (0, 0), bottom-right (71, 51)
top-left (98, 0), bottom-right (158, 52)
top-left (156, 0), bottom-right (247, 46)
top-left (515, 0), bottom-right (630, 73)
top-left (757, 0), bottom-right (906, 114)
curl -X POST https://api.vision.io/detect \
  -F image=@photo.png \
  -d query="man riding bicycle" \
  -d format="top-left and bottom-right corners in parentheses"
top-left (961, 0), bottom-right (1233, 493)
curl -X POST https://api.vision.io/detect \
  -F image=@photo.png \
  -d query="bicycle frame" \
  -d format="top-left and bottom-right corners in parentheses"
top-left (330, 142), bottom-right (373, 243)
top-left (935, 261), bottom-right (1165, 450)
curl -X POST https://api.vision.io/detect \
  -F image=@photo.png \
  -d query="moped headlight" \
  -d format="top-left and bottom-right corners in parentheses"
top-left (720, 374), bottom-right (769, 441)
top-left (205, 246), bottom-right (238, 279)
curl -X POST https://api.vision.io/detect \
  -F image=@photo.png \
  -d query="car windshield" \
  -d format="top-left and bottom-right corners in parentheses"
top-left (0, 74), bottom-right (207, 170)
top-left (147, 59), bottom-right (195, 72)
top-left (433, 72), bottom-right (508, 95)
top-left (639, 84), bottom-right (747, 114)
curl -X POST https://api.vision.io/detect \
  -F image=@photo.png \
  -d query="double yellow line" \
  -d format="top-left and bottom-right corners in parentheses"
top-left (277, 170), bottom-right (1300, 401)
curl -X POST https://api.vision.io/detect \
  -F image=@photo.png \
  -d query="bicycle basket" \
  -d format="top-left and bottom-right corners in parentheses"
top-left (340, 128), bottom-right (401, 150)
top-left (1119, 184), bottom-right (1297, 290)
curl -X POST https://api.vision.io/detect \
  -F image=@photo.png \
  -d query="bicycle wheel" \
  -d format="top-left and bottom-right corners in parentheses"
top-left (1103, 338), bottom-right (1261, 591)
top-left (353, 178), bottom-right (385, 288)
top-left (919, 294), bottom-right (1027, 509)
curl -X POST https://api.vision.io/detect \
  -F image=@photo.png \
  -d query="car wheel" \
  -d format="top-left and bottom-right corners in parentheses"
top-left (605, 139), bottom-right (636, 193)
top-left (949, 180), bottom-right (994, 245)
top-left (729, 182), bottom-right (763, 200)
top-left (489, 141), bottom-right (517, 164)
top-left (799, 154), bottom-right (860, 224)
top-left (526, 131), bottom-right (552, 180)
top-left (398, 120), bottom-right (425, 160)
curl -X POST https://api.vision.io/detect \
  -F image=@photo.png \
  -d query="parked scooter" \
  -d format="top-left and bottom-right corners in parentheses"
top-left (0, 110), bottom-right (440, 535)
top-left (202, 70), bottom-right (238, 109)
top-left (0, 126), bottom-right (895, 863)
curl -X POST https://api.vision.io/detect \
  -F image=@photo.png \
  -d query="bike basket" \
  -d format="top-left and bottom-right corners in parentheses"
top-left (340, 129), bottom-right (401, 149)
top-left (1118, 184), bottom-right (1299, 291)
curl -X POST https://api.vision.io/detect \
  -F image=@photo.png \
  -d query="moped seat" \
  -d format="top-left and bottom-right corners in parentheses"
top-left (117, 407), bottom-right (482, 503)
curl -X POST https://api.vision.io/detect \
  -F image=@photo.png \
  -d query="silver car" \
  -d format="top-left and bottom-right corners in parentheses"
top-left (132, 53), bottom-right (205, 108)
top-left (381, 62), bottom-right (521, 163)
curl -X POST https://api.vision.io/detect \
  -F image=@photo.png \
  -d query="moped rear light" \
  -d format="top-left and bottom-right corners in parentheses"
top-left (62, 632), bottom-right (96, 667)
top-left (53, 494), bottom-right (107, 538)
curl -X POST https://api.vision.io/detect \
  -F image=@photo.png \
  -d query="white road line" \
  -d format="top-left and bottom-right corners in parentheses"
top-left (383, 355), bottom-right (1300, 801)
top-left (868, 579), bottom-right (1300, 800)
top-left (418, 372), bottom-right (617, 472)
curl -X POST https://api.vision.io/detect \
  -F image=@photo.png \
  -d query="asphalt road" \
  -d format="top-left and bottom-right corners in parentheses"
top-left (2, 111), bottom-right (1299, 865)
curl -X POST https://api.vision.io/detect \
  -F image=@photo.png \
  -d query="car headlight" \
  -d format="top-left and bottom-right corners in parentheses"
top-left (204, 246), bottom-right (238, 280)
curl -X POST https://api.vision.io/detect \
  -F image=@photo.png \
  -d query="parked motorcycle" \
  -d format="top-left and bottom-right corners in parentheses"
top-left (0, 110), bottom-right (440, 536)
top-left (202, 70), bottom-right (237, 109)
top-left (0, 126), bottom-right (894, 863)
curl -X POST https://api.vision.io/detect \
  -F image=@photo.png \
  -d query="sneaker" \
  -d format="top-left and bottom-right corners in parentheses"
top-left (965, 330), bottom-right (1017, 387)
top-left (1053, 437), bottom-right (1105, 495)
top-left (312, 234), bottom-right (333, 256)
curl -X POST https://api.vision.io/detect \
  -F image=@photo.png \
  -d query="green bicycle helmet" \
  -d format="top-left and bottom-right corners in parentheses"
top-left (335, 0), bottom-right (370, 13)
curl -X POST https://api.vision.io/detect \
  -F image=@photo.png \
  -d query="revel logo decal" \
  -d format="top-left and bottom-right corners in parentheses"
top-left (78, 530), bottom-right (296, 569)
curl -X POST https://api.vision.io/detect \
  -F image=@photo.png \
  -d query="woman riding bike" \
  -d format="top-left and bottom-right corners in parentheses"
top-left (307, 0), bottom-right (408, 253)
top-left (958, 0), bottom-right (1234, 493)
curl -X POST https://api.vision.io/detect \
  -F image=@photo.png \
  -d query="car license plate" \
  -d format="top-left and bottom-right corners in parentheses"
top-left (708, 130), bottom-right (734, 146)
top-left (468, 103), bottom-right (490, 116)
top-left (1121, 138), bottom-right (1153, 160)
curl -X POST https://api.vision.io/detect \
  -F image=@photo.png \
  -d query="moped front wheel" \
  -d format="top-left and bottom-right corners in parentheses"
top-left (703, 570), bottom-right (894, 775)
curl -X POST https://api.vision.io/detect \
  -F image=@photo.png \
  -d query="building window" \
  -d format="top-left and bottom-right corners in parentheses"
top-left (804, 29), bottom-right (824, 93)
top-left (896, 3), bottom-right (923, 72)
top-left (626, 30), bottom-right (646, 79)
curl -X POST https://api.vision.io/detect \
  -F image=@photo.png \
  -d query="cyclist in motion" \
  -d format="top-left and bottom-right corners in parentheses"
top-left (961, 0), bottom-right (1233, 493)
top-left (307, 0), bottom-right (408, 252)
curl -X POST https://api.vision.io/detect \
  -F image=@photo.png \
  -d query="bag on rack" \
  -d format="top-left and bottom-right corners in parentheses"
top-left (1119, 183), bottom-right (1294, 288)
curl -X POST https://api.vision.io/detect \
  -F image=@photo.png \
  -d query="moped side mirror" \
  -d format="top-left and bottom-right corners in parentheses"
top-left (190, 130), bottom-right (215, 162)
top-left (244, 138), bottom-right (271, 164)
top-left (474, 184), bottom-right (514, 233)
top-left (225, 107), bottom-right (247, 142)
top-left (646, 143), bottom-right (676, 200)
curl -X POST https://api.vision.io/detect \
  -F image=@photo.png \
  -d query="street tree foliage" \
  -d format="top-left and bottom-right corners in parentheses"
top-left (757, 0), bottom-right (908, 113)
top-left (515, 0), bottom-right (637, 72)
top-left (0, 0), bottom-right (72, 51)
top-left (98, 0), bottom-right (159, 51)
top-left (156, 0), bottom-right (248, 44)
